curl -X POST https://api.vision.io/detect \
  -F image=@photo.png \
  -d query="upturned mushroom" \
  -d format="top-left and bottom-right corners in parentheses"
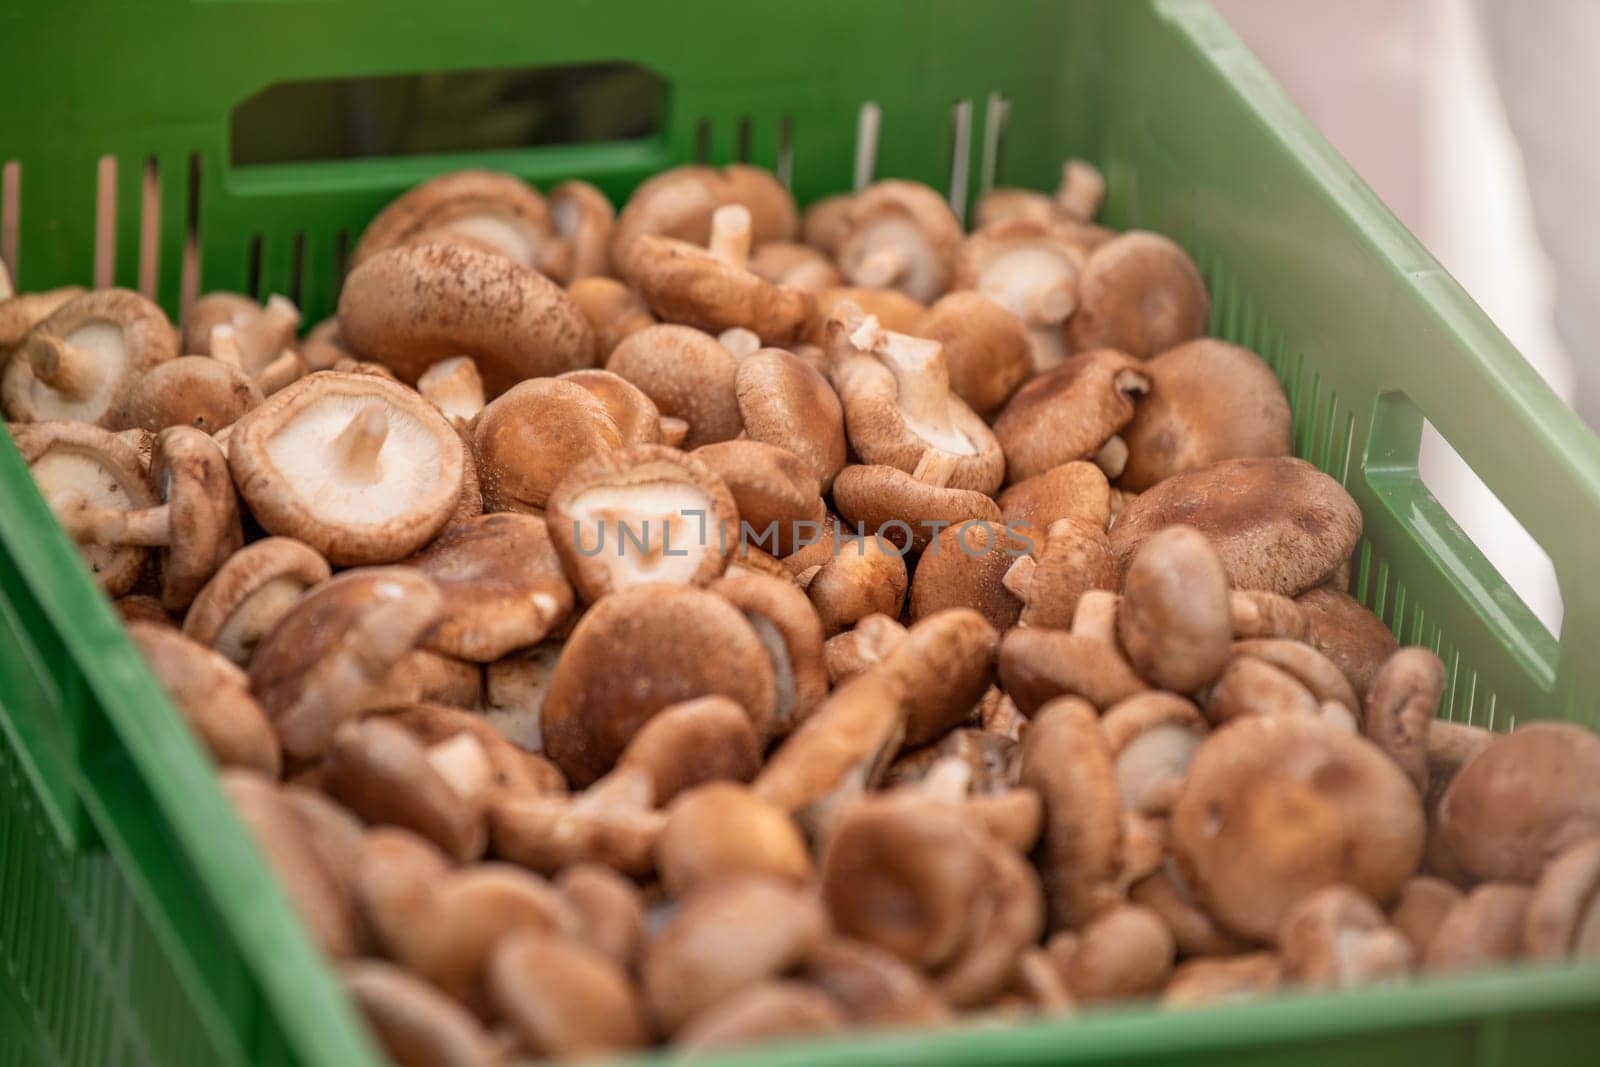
top-left (808, 286), bottom-right (926, 345)
top-left (0, 286), bottom-right (83, 354)
top-left (128, 622), bottom-right (281, 775)
top-left (606, 324), bottom-right (743, 448)
top-left (12, 421), bottom-right (155, 596)
top-left (827, 303), bottom-right (1004, 493)
top-left (540, 584), bottom-right (775, 785)
top-left (338, 242), bottom-right (596, 396)
top-left (749, 240), bottom-right (843, 292)
top-left (1116, 525), bottom-right (1233, 692)
top-left (229, 372), bottom-right (465, 564)
top-left (834, 180), bottom-right (963, 303)
top-left (952, 220), bottom-right (1091, 371)
top-left (545, 444), bottom-right (738, 601)
top-left (1119, 339), bottom-right (1292, 490)
top-left (407, 513), bottom-right (573, 661)
top-left (621, 204), bottom-right (814, 344)
top-left (1067, 231), bottom-right (1210, 358)
top-left (50, 425), bottom-right (239, 611)
top-left (914, 292), bottom-right (1033, 413)
top-left (1111, 457), bottom-right (1363, 597)
top-left (974, 159), bottom-right (1107, 229)
top-left (993, 349), bottom-right (1150, 483)
top-left (1102, 692), bottom-right (1208, 818)
top-left (1171, 715), bottom-right (1425, 942)
top-left (183, 292), bottom-right (302, 378)
top-left (641, 876), bottom-right (829, 1035)
top-left (1431, 722), bottom-right (1600, 884)
top-left (248, 566), bottom-right (445, 760)
top-left (1278, 886), bottom-right (1413, 988)
top-left (543, 179), bottom-right (615, 283)
top-left (350, 169), bottom-right (555, 271)
top-left (1002, 516), bottom-right (1116, 630)
top-left (734, 346), bottom-right (848, 491)
top-left (183, 537), bottom-right (330, 664)
top-left (413, 356), bottom-right (485, 429)
top-left (609, 164), bottom-right (797, 269)
top-left (3, 288), bottom-right (178, 425)
top-left (711, 572), bottom-right (829, 735)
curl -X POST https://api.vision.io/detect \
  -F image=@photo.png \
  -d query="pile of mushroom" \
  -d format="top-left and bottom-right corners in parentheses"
top-left (6, 157), bottom-right (1598, 1067)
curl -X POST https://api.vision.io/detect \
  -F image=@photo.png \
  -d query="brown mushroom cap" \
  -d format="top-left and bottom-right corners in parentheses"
top-left (248, 566), bottom-right (444, 760)
top-left (1424, 883), bottom-right (1533, 974)
top-left (998, 461), bottom-right (1112, 544)
top-left (338, 242), bottom-right (596, 396)
top-left (833, 463), bottom-right (1003, 555)
top-left (1129, 860), bottom-right (1249, 959)
top-left (676, 981), bottom-right (844, 1053)
top-left (606, 324), bottom-right (742, 448)
top-left (872, 609), bottom-right (998, 747)
top-left (1067, 231), bottom-right (1209, 358)
top-left (749, 240), bottom-right (842, 292)
top-left (546, 179), bottom-right (615, 283)
top-left (1433, 723), bottom-right (1600, 884)
top-left (1120, 339), bottom-right (1292, 491)
top-left (933, 833), bottom-right (1047, 1008)
top-left (801, 193), bottom-right (854, 255)
top-left (805, 534), bottom-right (909, 636)
top-left (642, 876), bottom-right (829, 1034)
top-left (803, 937), bottom-right (950, 1025)
top-left (695, 440), bottom-right (825, 558)
top-left (0, 286), bottom-right (84, 351)
top-left (1297, 586), bottom-right (1399, 697)
top-left (1058, 904), bottom-right (1177, 1001)
top-left (1279, 885), bottom-right (1413, 988)
top-left (915, 292), bottom-right (1032, 416)
top-left (469, 376), bottom-right (622, 513)
top-left (734, 347), bottom-right (848, 493)
top-left (621, 205), bottom-right (814, 344)
top-left (1102, 692), bottom-right (1207, 817)
top-left (808, 286), bottom-right (926, 345)
top-left (1362, 647), bottom-right (1446, 793)
top-left (1172, 715), bottom-right (1425, 943)
top-left (183, 536), bottom-right (330, 664)
top-left (541, 584), bottom-right (776, 785)
top-left (993, 349), bottom-right (1150, 483)
top-left (835, 181), bottom-right (962, 302)
top-left (13, 420), bottom-right (155, 595)
top-left (407, 513), bottom-right (573, 661)
top-left (546, 444), bottom-right (738, 601)
top-left (711, 573), bottom-right (829, 734)
top-left (609, 164), bottom-right (797, 270)
top-left (1111, 457), bottom-right (1362, 597)
top-left (1389, 875), bottom-right (1464, 959)
top-left (120, 355), bottom-right (262, 434)
top-left (998, 593), bottom-right (1149, 713)
top-left (342, 960), bottom-right (507, 1067)
top-left (229, 372), bottom-right (464, 564)
top-left (567, 276), bottom-right (656, 359)
top-left (558, 368), bottom-right (666, 446)
top-left (1020, 698), bottom-right (1125, 930)
top-left (823, 613), bottom-right (907, 686)
top-left (556, 863), bottom-right (645, 971)
top-left (351, 170), bottom-right (552, 268)
top-left (128, 622), bottom-right (281, 775)
top-left (1116, 525), bottom-right (1233, 692)
top-left (657, 782), bottom-right (813, 897)
top-left (1162, 953), bottom-right (1282, 1007)
top-left (3, 289), bottom-right (178, 426)
top-left (909, 521), bottom-right (1027, 632)
top-left (1522, 836), bottom-right (1600, 961)
top-left (487, 931), bottom-right (649, 1058)
top-left (951, 219), bottom-right (1091, 372)
top-left (183, 293), bottom-right (301, 375)
top-left (1006, 517), bottom-right (1115, 629)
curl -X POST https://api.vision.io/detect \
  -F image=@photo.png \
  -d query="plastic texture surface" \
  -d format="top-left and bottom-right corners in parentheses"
top-left (1, 0), bottom-right (1598, 1065)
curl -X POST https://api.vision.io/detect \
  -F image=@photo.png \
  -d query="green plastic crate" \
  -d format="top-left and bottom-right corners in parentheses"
top-left (2, 1), bottom-right (1598, 1064)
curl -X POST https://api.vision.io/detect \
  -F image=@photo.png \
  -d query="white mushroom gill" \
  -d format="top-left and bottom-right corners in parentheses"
top-left (852, 318), bottom-right (976, 457)
top-left (847, 217), bottom-right (938, 300)
top-left (32, 447), bottom-right (141, 575)
top-left (1115, 726), bottom-right (1202, 816)
top-left (978, 246), bottom-right (1078, 326)
top-left (564, 479), bottom-right (716, 589)
top-left (263, 393), bottom-right (446, 525)
top-left (746, 613), bottom-right (798, 728)
top-left (442, 213), bottom-right (541, 267)
top-left (28, 321), bottom-right (126, 420)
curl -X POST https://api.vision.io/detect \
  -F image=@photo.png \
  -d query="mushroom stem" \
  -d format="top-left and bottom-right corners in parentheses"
top-left (912, 449), bottom-right (960, 489)
top-left (853, 246), bottom-right (909, 289)
top-left (0, 259), bottom-right (12, 301)
top-left (718, 328), bottom-right (762, 360)
top-left (1023, 278), bottom-right (1075, 326)
top-left (331, 400), bottom-right (391, 485)
top-left (210, 324), bottom-right (246, 369)
top-left (426, 733), bottom-right (493, 805)
top-left (1002, 555), bottom-right (1037, 602)
top-left (853, 318), bottom-right (966, 448)
top-left (236, 295), bottom-right (302, 374)
top-left (1092, 435), bottom-right (1128, 480)
top-left (52, 492), bottom-right (171, 547)
top-left (26, 334), bottom-right (101, 399)
top-left (918, 757), bottom-right (974, 804)
top-left (709, 205), bottom-right (753, 269)
top-left (256, 349), bottom-right (306, 396)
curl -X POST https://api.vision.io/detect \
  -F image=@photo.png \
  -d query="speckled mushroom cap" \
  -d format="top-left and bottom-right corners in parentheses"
top-left (734, 347), bottom-right (847, 492)
top-left (827, 305), bottom-right (1004, 493)
top-left (832, 463), bottom-right (1002, 555)
top-left (620, 205), bottom-right (815, 344)
top-left (229, 372), bottom-right (465, 565)
top-left (1067, 231), bottom-right (1210, 358)
top-left (993, 349), bottom-right (1150, 483)
top-left (541, 584), bottom-right (776, 786)
top-left (120, 356), bottom-right (263, 435)
top-left (1006, 516), bottom-right (1116, 629)
top-left (1296, 586), bottom-right (1399, 698)
top-left (350, 169), bottom-right (553, 271)
top-left (12, 420), bottom-right (156, 596)
top-left (3, 288), bottom-right (178, 426)
top-left (406, 513), bottom-right (574, 662)
top-left (248, 566), bottom-right (445, 761)
top-left (546, 444), bottom-right (738, 602)
top-left (338, 242), bottom-right (596, 397)
top-left (804, 533), bottom-right (910, 637)
top-left (469, 376), bottom-right (623, 513)
top-left (558, 369), bottom-right (666, 447)
top-left (834, 181), bottom-right (963, 303)
top-left (606, 324), bottom-right (742, 448)
top-left (546, 180), bottom-right (615, 284)
top-left (128, 622), bottom-right (281, 776)
top-left (914, 292), bottom-right (1033, 416)
top-left (1432, 723), bottom-right (1600, 884)
top-left (1120, 339), bottom-right (1292, 491)
top-left (694, 440), bottom-right (824, 558)
top-left (1171, 715), bottom-right (1425, 943)
top-left (1112, 457), bottom-right (1362, 597)
top-left (183, 536), bottom-right (330, 665)
top-left (999, 461), bottom-right (1111, 543)
top-left (909, 521), bottom-right (1028, 632)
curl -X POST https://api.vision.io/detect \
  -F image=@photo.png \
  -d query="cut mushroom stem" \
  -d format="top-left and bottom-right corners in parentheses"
top-left (1093, 435), bottom-right (1128, 480)
top-left (332, 400), bottom-right (390, 485)
top-left (210, 324), bottom-right (245, 369)
top-left (709, 204), bottom-right (753, 268)
top-left (27, 334), bottom-right (100, 398)
top-left (719, 328), bottom-right (762, 360)
top-left (1023, 277), bottom-right (1075, 326)
top-left (851, 314), bottom-right (965, 450)
top-left (53, 491), bottom-right (173, 547)
top-left (854, 245), bottom-right (909, 288)
top-left (1002, 554), bottom-right (1037, 602)
top-left (255, 350), bottom-right (306, 396)
top-left (912, 449), bottom-right (961, 488)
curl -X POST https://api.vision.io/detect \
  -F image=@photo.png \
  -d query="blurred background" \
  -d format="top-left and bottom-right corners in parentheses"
top-left (1215, 0), bottom-right (1598, 635)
